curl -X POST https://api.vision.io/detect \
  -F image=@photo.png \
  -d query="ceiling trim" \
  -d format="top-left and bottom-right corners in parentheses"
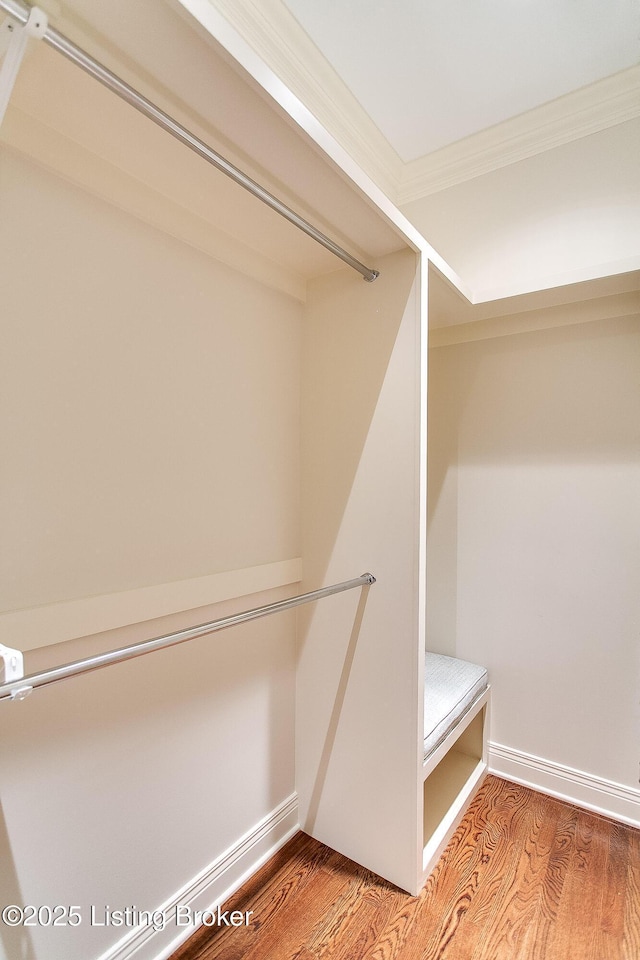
top-left (430, 291), bottom-right (640, 347)
top-left (399, 65), bottom-right (640, 203)
top-left (203, 0), bottom-right (404, 199)
top-left (205, 1), bottom-right (640, 207)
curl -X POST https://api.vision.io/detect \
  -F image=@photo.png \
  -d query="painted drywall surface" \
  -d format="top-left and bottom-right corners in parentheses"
top-left (427, 313), bottom-right (640, 788)
top-left (0, 149), bottom-right (300, 959)
top-left (0, 148), bottom-right (301, 612)
top-left (403, 119), bottom-right (640, 299)
top-left (298, 249), bottom-right (424, 893)
top-left (0, 595), bottom-right (296, 960)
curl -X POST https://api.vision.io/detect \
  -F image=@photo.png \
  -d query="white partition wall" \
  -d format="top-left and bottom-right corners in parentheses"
top-left (297, 250), bottom-right (425, 894)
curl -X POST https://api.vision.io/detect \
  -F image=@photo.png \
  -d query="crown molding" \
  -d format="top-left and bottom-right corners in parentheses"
top-left (202, 3), bottom-right (640, 208)
top-left (430, 290), bottom-right (640, 347)
top-left (399, 65), bottom-right (640, 203)
top-left (203, 0), bottom-right (404, 199)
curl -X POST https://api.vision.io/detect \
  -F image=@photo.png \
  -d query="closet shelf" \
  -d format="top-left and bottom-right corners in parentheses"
top-left (0, 573), bottom-right (376, 703)
top-left (0, 0), bottom-right (379, 282)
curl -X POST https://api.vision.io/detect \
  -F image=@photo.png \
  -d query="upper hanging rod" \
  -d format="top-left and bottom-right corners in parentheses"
top-left (0, 572), bottom-right (376, 702)
top-left (0, 0), bottom-right (380, 282)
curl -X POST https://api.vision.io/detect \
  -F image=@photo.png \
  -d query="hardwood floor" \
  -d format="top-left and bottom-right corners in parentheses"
top-left (169, 776), bottom-right (640, 960)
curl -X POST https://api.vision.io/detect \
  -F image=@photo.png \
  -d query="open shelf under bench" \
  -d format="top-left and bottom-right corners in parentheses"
top-left (422, 687), bottom-right (490, 877)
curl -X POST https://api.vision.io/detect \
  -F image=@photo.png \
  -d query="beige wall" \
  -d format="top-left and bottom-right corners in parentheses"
top-left (427, 312), bottom-right (640, 789)
top-left (0, 149), bottom-right (301, 612)
top-left (0, 594), bottom-right (296, 960)
top-left (0, 148), bottom-right (301, 960)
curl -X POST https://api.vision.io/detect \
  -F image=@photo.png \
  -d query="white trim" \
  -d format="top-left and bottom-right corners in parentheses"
top-left (174, 0), bottom-right (472, 304)
top-left (399, 65), bottom-right (640, 203)
top-left (413, 250), bottom-right (429, 895)
top-left (179, 0), bottom-right (640, 307)
top-left (95, 794), bottom-right (299, 960)
top-left (1, 558), bottom-right (303, 651)
top-left (182, 3), bottom-right (640, 207)
top-left (191, 0), bottom-right (403, 200)
top-left (429, 292), bottom-right (640, 347)
top-left (470, 255), bottom-right (640, 306)
top-left (489, 742), bottom-right (640, 828)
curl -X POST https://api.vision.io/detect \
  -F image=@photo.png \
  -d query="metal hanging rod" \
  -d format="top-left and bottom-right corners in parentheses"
top-left (0, 0), bottom-right (380, 282)
top-left (0, 573), bottom-right (376, 702)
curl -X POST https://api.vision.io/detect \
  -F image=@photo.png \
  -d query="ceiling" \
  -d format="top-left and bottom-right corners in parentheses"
top-left (191, 0), bottom-right (639, 302)
top-left (195, 0), bottom-right (640, 207)
top-left (280, 0), bottom-right (640, 162)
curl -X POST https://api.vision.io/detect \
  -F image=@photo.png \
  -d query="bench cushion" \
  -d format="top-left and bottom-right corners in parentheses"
top-left (424, 652), bottom-right (488, 759)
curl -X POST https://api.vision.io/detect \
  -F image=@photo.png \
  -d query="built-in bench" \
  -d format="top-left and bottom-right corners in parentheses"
top-left (422, 652), bottom-right (490, 880)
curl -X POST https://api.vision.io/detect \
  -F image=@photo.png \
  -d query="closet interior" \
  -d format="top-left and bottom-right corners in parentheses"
top-left (0, 2), bottom-right (503, 959)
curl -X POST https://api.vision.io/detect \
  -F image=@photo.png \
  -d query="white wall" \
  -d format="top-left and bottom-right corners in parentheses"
top-left (403, 119), bottom-right (640, 300)
top-left (427, 312), bottom-right (640, 799)
top-left (297, 250), bottom-right (425, 894)
top-left (0, 148), bottom-right (301, 960)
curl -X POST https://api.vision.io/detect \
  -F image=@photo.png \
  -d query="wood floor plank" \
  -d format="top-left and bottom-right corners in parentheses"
top-left (593, 820), bottom-right (629, 958)
top-left (170, 834), bottom-right (334, 960)
top-left (468, 789), bottom-right (562, 960)
top-left (622, 822), bottom-right (640, 960)
top-left (239, 865), bottom-right (349, 960)
top-left (375, 778), bottom-right (506, 960)
top-left (549, 810), bottom-right (611, 960)
top-left (307, 866), bottom-right (405, 960)
top-left (168, 777), bottom-right (640, 960)
top-left (364, 896), bottom-right (424, 960)
top-left (415, 780), bottom-right (533, 959)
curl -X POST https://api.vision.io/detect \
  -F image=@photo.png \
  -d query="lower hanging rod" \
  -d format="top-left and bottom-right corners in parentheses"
top-left (0, 573), bottom-right (376, 702)
top-left (0, 0), bottom-right (380, 282)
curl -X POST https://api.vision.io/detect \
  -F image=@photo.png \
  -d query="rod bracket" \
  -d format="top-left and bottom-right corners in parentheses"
top-left (23, 5), bottom-right (48, 39)
top-left (0, 5), bottom-right (47, 127)
top-left (0, 642), bottom-right (25, 683)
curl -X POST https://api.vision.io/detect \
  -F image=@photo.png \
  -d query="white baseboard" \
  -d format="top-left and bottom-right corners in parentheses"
top-left (489, 741), bottom-right (640, 828)
top-left (95, 794), bottom-right (299, 960)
